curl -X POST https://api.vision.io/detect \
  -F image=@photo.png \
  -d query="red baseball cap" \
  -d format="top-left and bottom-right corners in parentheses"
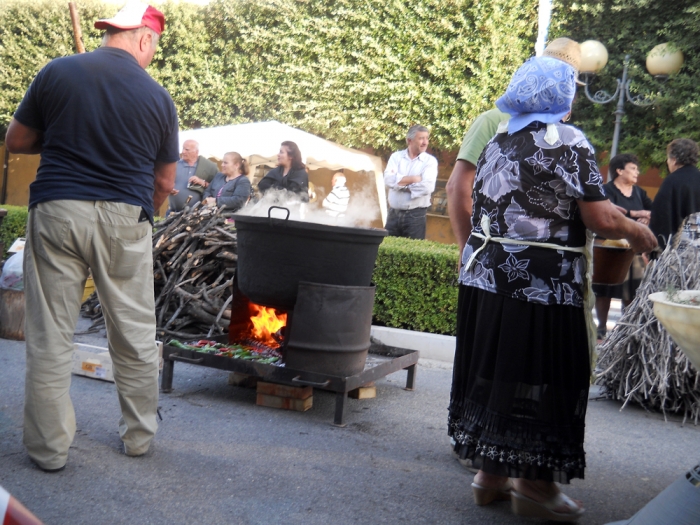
top-left (95, 3), bottom-right (165, 35)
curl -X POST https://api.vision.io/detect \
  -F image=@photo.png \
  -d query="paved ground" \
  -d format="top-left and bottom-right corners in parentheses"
top-left (1, 313), bottom-right (698, 525)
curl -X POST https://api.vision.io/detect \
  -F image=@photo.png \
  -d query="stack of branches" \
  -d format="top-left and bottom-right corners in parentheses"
top-left (595, 238), bottom-right (700, 425)
top-left (79, 203), bottom-right (238, 341)
top-left (153, 203), bottom-right (238, 341)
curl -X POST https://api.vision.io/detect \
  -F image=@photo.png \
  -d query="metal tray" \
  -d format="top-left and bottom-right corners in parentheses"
top-left (160, 339), bottom-right (418, 426)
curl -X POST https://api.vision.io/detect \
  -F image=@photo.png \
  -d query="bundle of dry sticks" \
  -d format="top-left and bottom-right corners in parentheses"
top-left (595, 238), bottom-right (700, 425)
top-left (80, 203), bottom-right (238, 340)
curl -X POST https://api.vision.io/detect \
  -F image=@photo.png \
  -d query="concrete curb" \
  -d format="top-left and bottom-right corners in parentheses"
top-left (370, 325), bottom-right (455, 364)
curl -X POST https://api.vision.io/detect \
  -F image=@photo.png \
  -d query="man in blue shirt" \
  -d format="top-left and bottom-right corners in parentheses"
top-left (6, 2), bottom-right (178, 472)
top-left (169, 139), bottom-right (218, 212)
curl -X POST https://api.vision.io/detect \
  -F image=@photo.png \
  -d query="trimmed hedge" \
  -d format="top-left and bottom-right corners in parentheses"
top-left (0, 205), bottom-right (28, 258)
top-left (373, 236), bottom-right (459, 335)
top-left (0, 0), bottom-right (539, 156)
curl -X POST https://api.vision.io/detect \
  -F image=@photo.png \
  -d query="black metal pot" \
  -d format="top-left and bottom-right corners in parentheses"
top-left (232, 207), bottom-right (387, 310)
top-left (285, 282), bottom-right (375, 376)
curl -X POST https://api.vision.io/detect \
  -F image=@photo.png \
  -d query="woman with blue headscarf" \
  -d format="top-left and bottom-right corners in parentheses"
top-left (448, 53), bottom-right (657, 521)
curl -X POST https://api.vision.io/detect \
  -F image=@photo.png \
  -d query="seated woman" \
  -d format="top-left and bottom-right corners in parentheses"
top-left (202, 152), bottom-right (252, 212)
top-left (257, 141), bottom-right (309, 201)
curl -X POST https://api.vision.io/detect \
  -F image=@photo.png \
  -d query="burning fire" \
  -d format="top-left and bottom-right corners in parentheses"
top-left (248, 304), bottom-right (287, 347)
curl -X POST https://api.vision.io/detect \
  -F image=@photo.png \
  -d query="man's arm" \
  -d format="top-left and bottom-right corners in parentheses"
top-left (383, 153), bottom-right (402, 188)
top-left (5, 118), bottom-right (43, 155)
top-left (397, 175), bottom-right (421, 186)
top-left (189, 157), bottom-right (217, 188)
top-left (153, 161), bottom-right (176, 211)
top-left (405, 158), bottom-right (438, 198)
top-left (446, 159), bottom-right (476, 252)
top-left (578, 199), bottom-right (657, 253)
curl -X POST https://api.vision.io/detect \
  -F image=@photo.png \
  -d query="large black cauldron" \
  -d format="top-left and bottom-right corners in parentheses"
top-left (232, 207), bottom-right (387, 310)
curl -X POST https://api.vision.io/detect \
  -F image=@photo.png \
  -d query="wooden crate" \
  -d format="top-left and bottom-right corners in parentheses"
top-left (0, 289), bottom-right (24, 341)
top-left (349, 382), bottom-right (376, 399)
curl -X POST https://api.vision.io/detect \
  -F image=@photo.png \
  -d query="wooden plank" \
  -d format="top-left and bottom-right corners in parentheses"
top-left (228, 372), bottom-right (258, 388)
top-left (256, 393), bottom-right (312, 412)
top-left (348, 382), bottom-right (376, 399)
top-left (0, 289), bottom-right (25, 341)
top-left (257, 381), bottom-right (312, 399)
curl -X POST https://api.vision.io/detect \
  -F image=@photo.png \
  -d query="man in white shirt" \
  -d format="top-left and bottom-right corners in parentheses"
top-left (383, 124), bottom-right (438, 239)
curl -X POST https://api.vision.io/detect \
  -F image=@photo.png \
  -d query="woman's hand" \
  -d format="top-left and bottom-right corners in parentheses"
top-left (629, 209), bottom-right (651, 225)
top-left (204, 197), bottom-right (216, 206)
top-left (578, 199), bottom-right (658, 253)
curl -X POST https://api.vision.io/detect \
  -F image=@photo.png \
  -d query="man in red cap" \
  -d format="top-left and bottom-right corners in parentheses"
top-left (5, 2), bottom-right (178, 472)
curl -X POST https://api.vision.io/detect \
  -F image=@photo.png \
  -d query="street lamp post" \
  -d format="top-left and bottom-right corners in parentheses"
top-left (578, 40), bottom-right (684, 179)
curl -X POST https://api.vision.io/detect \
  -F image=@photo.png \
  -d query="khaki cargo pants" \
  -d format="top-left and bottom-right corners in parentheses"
top-left (23, 200), bottom-right (159, 470)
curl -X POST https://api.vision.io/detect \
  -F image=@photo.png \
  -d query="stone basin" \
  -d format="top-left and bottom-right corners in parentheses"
top-left (648, 291), bottom-right (700, 371)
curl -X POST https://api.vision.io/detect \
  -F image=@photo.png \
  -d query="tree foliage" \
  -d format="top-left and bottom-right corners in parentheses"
top-left (0, 0), bottom-right (539, 155)
top-left (0, 0), bottom-right (112, 132)
top-left (550, 0), bottom-right (700, 169)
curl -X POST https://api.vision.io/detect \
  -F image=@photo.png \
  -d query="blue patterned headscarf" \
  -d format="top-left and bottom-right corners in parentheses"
top-left (496, 56), bottom-right (577, 134)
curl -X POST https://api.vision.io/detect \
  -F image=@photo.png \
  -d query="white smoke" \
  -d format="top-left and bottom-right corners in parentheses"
top-left (235, 186), bottom-right (381, 229)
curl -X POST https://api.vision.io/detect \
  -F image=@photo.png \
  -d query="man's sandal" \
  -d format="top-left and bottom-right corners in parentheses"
top-left (471, 481), bottom-right (513, 505)
top-left (511, 489), bottom-right (585, 522)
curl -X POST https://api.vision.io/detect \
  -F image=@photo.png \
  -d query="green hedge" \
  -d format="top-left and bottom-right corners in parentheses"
top-left (373, 236), bottom-right (459, 335)
top-left (0, 205), bottom-right (28, 258)
top-left (0, 0), bottom-right (539, 156)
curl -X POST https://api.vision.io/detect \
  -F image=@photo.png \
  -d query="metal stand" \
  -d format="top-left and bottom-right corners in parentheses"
top-left (160, 338), bottom-right (419, 426)
top-left (581, 55), bottom-right (656, 173)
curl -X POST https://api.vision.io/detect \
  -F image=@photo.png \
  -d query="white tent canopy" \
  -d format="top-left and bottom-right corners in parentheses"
top-left (178, 121), bottom-right (387, 224)
top-left (179, 121), bottom-right (383, 174)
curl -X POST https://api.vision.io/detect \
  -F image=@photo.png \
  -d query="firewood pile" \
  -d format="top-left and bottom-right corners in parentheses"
top-left (595, 237), bottom-right (700, 425)
top-left (79, 203), bottom-right (238, 340)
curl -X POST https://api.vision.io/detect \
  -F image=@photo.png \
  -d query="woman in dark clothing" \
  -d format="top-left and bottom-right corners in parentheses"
top-left (257, 141), bottom-right (309, 201)
top-left (449, 55), bottom-right (657, 521)
top-left (593, 154), bottom-right (653, 339)
top-left (203, 151), bottom-right (252, 212)
top-left (649, 138), bottom-right (700, 249)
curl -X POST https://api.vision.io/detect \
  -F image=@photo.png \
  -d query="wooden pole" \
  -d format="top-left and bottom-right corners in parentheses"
top-left (68, 2), bottom-right (85, 54)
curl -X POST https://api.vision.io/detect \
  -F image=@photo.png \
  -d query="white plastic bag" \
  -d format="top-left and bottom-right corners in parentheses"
top-left (0, 251), bottom-right (24, 291)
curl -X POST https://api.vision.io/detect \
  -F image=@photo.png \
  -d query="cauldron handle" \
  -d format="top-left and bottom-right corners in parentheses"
top-left (292, 375), bottom-right (331, 387)
top-left (168, 353), bottom-right (205, 364)
top-left (268, 206), bottom-right (290, 224)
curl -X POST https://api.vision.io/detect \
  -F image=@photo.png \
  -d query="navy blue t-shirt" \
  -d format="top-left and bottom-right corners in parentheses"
top-left (14, 47), bottom-right (179, 218)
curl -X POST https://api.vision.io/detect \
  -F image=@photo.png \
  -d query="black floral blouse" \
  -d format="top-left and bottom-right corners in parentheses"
top-left (459, 122), bottom-right (607, 307)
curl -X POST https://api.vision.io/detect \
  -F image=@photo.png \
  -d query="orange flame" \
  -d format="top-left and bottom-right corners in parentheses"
top-left (249, 304), bottom-right (287, 346)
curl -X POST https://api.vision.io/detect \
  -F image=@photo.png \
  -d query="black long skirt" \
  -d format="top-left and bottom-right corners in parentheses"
top-left (448, 285), bottom-right (591, 484)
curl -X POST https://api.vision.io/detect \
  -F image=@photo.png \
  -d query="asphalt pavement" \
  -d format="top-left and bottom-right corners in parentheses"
top-left (1, 313), bottom-right (698, 525)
